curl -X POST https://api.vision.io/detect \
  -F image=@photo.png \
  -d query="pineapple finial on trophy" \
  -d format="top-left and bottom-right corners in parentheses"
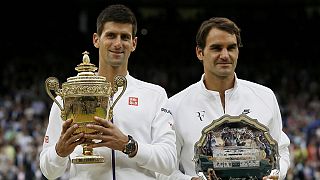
top-left (75, 51), bottom-right (98, 73)
top-left (82, 51), bottom-right (90, 64)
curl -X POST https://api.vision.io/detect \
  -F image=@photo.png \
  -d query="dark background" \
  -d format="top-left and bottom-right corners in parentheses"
top-left (1, 0), bottom-right (320, 179)
top-left (2, 0), bottom-right (320, 97)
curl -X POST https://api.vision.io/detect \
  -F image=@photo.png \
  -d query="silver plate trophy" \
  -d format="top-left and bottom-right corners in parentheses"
top-left (194, 114), bottom-right (280, 180)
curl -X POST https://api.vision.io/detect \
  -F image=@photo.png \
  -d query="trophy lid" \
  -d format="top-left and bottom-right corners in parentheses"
top-left (66, 51), bottom-right (106, 84)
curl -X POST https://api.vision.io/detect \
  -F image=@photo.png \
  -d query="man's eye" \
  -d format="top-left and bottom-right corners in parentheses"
top-left (122, 35), bottom-right (130, 41)
top-left (106, 34), bottom-right (115, 38)
top-left (211, 47), bottom-right (221, 51)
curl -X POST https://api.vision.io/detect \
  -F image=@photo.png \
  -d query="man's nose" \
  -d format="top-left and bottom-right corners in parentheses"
top-left (220, 48), bottom-right (229, 59)
top-left (113, 36), bottom-right (122, 47)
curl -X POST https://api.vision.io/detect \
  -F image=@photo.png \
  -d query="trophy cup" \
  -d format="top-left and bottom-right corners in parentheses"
top-left (194, 114), bottom-right (280, 180)
top-left (45, 51), bottom-right (127, 164)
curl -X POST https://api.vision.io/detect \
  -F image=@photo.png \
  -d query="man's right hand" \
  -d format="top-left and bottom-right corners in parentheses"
top-left (55, 119), bottom-right (85, 157)
top-left (191, 177), bottom-right (202, 180)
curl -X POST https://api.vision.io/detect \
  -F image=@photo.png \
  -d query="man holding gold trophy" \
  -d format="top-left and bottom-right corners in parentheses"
top-left (40, 4), bottom-right (176, 180)
top-left (157, 17), bottom-right (290, 180)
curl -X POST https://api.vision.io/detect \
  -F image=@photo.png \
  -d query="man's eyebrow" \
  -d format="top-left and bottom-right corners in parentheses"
top-left (208, 44), bottom-right (222, 48)
top-left (208, 43), bottom-right (237, 48)
top-left (104, 31), bottom-right (131, 35)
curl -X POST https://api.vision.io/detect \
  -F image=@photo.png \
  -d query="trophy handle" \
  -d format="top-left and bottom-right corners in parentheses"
top-left (110, 75), bottom-right (127, 109)
top-left (45, 77), bottom-right (65, 118)
top-left (107, 75), bottom-right (127, 120)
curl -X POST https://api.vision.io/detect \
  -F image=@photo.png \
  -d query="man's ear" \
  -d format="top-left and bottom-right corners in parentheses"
top-left (93, 33), bottom-right (99, 48)
top-left (132, 37), bottom-right (137, 52)
top-left (196, 46), bottom-right (204, 61)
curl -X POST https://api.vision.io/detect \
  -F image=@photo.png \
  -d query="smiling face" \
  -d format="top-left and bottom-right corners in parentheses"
top-left (93, 22), bottom-right (137, 70)
top-left (196, 28), bottom-right (239, 80)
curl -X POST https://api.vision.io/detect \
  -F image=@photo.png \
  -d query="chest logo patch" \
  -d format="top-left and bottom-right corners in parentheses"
top-left (128, 97), bottom-right (139, 106)
top-left (196, 110), bottom-right (205, 121)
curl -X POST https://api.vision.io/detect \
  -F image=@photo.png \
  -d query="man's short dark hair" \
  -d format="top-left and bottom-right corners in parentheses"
top-left (96, 4), bottom-right (137, 37)
top-left (196, 17), bottom-right (242, 49)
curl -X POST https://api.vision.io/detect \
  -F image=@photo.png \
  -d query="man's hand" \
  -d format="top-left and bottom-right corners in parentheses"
top-left (263, 169), bottom-right (280, 180)
top-left (262, 175), bottom-right (279, 180)
top-left (84, 116), bottom-right (129, 151)
top-left (191, 177), bottom-right (202, 180)
top-left (55, 119), bottom-right (85, 157)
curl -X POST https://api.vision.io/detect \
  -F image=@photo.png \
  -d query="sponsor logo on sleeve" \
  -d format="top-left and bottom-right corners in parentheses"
top-left (161, 108), bottom-right (172, 115)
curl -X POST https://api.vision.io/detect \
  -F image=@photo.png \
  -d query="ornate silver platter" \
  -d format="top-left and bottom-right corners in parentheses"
top-left (194, 114), bottom-right (280, 180)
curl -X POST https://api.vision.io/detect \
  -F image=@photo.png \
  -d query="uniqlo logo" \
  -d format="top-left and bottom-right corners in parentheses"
top-left (44, 136), bottom-right (49, 143)
top-left (128, 97), bottom-right (138, 106)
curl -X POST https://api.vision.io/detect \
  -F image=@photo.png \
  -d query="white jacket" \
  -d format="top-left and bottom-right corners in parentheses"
top-left (40, 74), bottom-right (177, 180)
top-left (158, 74), bottom-right (290, 180)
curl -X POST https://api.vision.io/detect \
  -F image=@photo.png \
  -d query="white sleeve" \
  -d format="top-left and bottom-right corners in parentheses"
top-left (157, 98), bottom-right (194, 180)
top-left (278, 131), bottom-right (290, 180)
top-left (40, 97), bottom-right (70, 179)
top-left (156, 128), bottom-right (194, 180)
top-left (131, 89), bottom-right (177, 176)
top-left (272, 94), bottom-right (290, 180)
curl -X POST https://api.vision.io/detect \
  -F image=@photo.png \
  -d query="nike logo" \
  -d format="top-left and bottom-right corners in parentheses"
top-left (242, 109), bottom-right (251, 114)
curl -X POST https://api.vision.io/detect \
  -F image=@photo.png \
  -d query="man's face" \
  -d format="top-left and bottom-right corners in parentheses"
top-left (94, 22), bottom-right (137, 67)
top-left (196, 28), bottom-right (239, 79)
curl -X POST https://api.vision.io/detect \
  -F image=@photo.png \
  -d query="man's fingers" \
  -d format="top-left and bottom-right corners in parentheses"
top-left (67, 124), bottom-right (80, 136)
top-left (85, 117), bottom-right (113, 134)
top-left (71, 137), bottom-right (86, 147)
top-left (84, 132), bottom-right (110, 140)
top-left (65, 134), bottom-right (85, 147)
top-left (88, 141), bottom-right (109, 149)
top-left (93, 116), bottom-right (112, 127)
top-left (61, 118), bottom-right (73, 134)
top-left (68, 133), bottom-right (85, 143)
top-left (263, 175), bottom-right (279, 180)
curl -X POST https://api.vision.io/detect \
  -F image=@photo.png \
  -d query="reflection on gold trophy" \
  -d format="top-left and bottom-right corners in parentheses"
top-left (45, 51), bottom-right (127, 164)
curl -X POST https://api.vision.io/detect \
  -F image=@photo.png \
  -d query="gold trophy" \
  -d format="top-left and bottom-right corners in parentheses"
top-left (45, 51), bottom-right (127, 164)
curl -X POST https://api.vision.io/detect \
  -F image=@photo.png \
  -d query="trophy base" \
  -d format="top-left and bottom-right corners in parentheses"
top-left (72, 155), bottom-right (105, 164)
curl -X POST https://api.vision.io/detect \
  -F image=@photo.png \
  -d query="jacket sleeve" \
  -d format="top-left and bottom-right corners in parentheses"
top-left (271, 93), bottom-right (290, 180)
top-left (156, 127), bottom-right (195, 180)
top-left (278, 131), bottom-right (290, 180)
top-left (156, 96), bottom-right (195, 180)
top-left (131, 88), bottom-right (177, 176)
top-left (39, 97), bottom-right (70, 179)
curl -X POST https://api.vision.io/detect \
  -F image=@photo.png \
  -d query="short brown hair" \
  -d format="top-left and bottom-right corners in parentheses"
top-left (96, 4), bottom-right (137, 37)
top-left (196, 17), bottom-right (242, 49)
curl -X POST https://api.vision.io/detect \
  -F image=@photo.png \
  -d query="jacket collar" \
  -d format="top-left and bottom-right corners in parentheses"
top-left (198, 73), bottom-right (239, 97)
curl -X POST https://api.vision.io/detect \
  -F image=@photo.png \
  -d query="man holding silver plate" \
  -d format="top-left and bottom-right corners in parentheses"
top-left (157, 17), bottom-right (290, 180)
